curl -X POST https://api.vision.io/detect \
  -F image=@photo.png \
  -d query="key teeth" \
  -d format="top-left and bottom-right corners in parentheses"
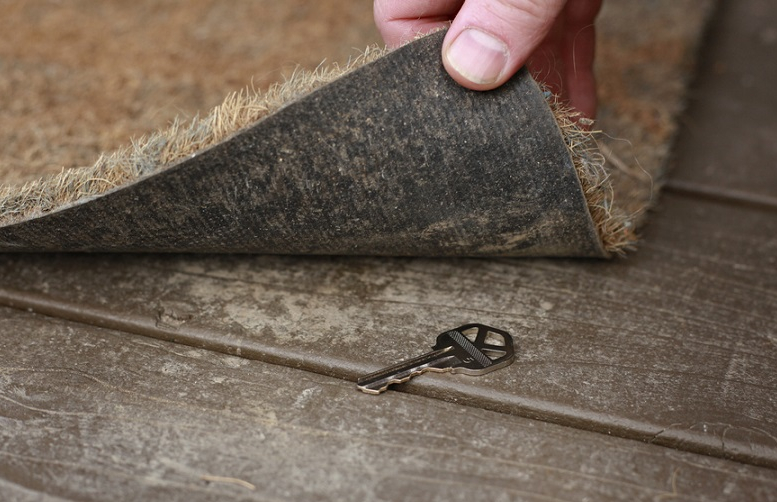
top-left (357, 367), bottom-right (452, 394)
top-left (357, 386), bottom-right (383, 395)
top-left (357, 374), bottom-right (412, 395)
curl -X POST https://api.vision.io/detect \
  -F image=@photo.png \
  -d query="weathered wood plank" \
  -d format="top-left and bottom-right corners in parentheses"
top-left (1, 307), bottom-right (776, 501)
top-left (667, 0), bottom-right (777, 203)
top-left (1, 193), bottom-right (775, 468)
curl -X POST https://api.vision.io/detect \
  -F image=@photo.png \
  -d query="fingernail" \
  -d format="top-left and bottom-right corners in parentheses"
top-left (446, 28), bottom-right (508, 85)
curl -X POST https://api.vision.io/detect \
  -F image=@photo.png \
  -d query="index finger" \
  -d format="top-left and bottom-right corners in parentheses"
top-left (374, 0), bottom-right (465, 47)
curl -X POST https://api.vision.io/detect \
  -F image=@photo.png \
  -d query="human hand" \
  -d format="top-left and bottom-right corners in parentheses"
top-left (374, 0), bottom-right (602, 119)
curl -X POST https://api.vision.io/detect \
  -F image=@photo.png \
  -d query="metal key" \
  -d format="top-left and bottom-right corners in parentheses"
top-left (357, 324), bottom-right (515, 394)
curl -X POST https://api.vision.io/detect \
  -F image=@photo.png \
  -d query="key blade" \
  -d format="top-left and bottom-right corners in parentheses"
top-left (357, 346), bottom-right (460, 395)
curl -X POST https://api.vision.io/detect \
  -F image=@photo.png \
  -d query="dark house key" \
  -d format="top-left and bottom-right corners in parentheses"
top-left (357, 324), bottom-right (515, 394)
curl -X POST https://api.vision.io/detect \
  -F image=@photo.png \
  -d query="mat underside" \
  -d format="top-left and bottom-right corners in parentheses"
top-left (0, 32), bottom-right (607, 257)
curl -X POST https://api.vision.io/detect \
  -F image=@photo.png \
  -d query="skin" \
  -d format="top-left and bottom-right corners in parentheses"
top-left (374, 0), bottom-right (603, 119)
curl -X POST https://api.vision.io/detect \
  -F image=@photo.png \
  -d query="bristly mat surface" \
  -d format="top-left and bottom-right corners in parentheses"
top-left (0, 0), bottom-right (717, 254)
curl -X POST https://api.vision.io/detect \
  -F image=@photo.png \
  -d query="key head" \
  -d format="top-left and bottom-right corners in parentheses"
top-left (433, 324), bottom-right (515, 375)
top-left (355, 323), bottom-right (516, 395)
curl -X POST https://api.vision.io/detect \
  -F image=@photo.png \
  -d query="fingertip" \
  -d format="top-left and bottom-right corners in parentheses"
top-left (442, 28), bottom-right (510, 91)
top-left (441, 0), bottom-right (566, 91)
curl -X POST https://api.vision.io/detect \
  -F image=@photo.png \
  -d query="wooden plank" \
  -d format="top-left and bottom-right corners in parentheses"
top-left (667, 0), bottom-right (777, 203)
top-left (1, 307), bottom-right (776, 501)
top-left (1, 193), bottom-right (776, 468)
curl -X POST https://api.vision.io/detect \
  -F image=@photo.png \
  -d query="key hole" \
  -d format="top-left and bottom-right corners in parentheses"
top-left (461, 327), bottom-right (479, 342)
top-left (461, 326), bottom-right (507, 361)
top-left (461, 327), bottom-right (507, 346)
top-left (483, 330), bottom-right (506, 347)
top-left (482, 329), bottom-right (508, 360)
top-left (482, 348), bottom-right (507, 360)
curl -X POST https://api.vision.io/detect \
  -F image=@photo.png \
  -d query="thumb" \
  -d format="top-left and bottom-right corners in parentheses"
top-left (442, 0), bottom-right (566, 90)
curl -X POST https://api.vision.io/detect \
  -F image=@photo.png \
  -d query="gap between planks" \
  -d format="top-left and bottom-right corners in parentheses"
top-left (664, 179), bottom-right (777, 212)
top-left (1, 282), bottom-right (775, 472)
top-left (4, 305), bottom-right (776, 501)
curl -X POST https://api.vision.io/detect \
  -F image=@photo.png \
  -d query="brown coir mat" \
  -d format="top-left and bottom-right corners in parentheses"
top-left (0, 0), bottom-right (717, 256)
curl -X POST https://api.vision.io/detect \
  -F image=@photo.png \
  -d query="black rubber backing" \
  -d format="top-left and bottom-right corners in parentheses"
top-left (0, 31), bottom-right (605, 256)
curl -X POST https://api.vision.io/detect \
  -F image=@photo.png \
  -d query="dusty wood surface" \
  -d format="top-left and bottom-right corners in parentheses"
top-left (2, 307), bottom-right (776, 502)
top-left (2, 192), bottom-right (775, 469)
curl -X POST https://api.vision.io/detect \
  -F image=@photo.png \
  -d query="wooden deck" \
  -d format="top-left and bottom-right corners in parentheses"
top-left (1, 0), bottom-right (776, 499)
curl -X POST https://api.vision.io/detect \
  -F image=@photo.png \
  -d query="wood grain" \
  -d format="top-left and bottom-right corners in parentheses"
top-left (2, 307), bottom-right (775, 501)
top-left (2, 193), bottom-right (775, 468)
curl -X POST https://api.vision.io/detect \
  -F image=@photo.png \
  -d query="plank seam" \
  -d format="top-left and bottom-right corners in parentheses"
top-left (664, 180), bottom-right (777, 212)
top-left (1, 286), bottom-right (775, 471)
